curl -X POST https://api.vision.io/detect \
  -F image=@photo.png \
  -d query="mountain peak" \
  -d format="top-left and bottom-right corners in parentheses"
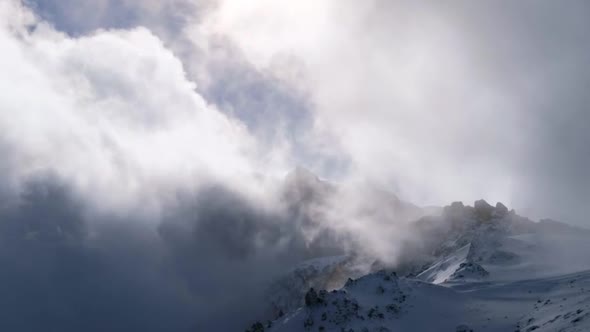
top-left (442, 200), bottom-right (513, 222)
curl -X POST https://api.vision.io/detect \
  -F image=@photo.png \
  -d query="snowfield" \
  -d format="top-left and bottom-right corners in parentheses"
top-left (264, 269), bottom-right (590, 332)
top-left (248, 200), bottom-right (590, 332)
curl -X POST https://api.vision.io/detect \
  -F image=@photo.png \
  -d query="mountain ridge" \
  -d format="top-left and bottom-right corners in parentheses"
top-left (247, 195), bottom-right (590, 332)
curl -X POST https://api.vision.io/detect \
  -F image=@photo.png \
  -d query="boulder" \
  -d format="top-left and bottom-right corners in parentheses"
top-left (494, 202), bottom-right (509, 218)
top-left (304, 288), bottom-right (318, 306)
top-left (474, 199), bottom-right (494, 220)
top-left (444, 201), bottom-right (465, 218)
top-left (456, 324), bottom-right (473, 332)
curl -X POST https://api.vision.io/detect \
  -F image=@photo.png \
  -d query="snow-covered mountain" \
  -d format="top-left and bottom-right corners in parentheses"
top-left (247, 199), bottom-right (590, 332)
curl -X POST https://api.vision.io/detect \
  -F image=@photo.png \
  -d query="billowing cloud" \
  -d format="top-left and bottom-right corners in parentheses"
top-left (207, 0), bottom-right (590, 224)
top-left (0, 0), bottom-right (293, 218)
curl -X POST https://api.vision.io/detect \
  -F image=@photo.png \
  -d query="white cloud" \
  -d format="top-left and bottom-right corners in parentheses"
top-left (0, 1), bottom-right (286, 217)
top-left (5, 0), bottom-right (590, 224)
top-left (200, 0), bottom-right (526, 207)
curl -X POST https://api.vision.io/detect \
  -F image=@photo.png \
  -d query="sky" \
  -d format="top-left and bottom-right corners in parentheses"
top-left (1, 0), bottom-right (590, 330)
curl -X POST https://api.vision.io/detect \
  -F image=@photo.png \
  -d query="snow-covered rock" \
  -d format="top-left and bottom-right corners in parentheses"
top-left (448, 262), bottom-right (489, 281)
top-left (264, 255), bottom-right (352, 317)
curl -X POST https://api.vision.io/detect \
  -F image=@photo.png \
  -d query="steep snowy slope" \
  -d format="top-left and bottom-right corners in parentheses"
top-left (416, 243), bottom-right (472, 284)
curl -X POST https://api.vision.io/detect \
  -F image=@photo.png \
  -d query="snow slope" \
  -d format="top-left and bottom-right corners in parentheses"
top-left (263, 268), bottom-right (590, 332)
top-left (417, 243), bottom-right (472, 284)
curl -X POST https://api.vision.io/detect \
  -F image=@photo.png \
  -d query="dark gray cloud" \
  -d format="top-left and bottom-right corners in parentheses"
top-left (0, 176), bottom-right (314, 330)
top-left (0, 177), bottom-right (194, 331)
top-left (0, 171), bottom-right (364, 331)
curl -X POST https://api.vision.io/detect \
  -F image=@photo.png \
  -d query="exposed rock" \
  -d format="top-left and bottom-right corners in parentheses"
top-left (456, 324), bottom-right (473, 332)
top-left (444, 201), bottom-right (465, 218)
top-left (305, 288), bottom-right (319, 307)
top-left (246, 321), bottom-right (265, 332)
top-left (449, 261), bottom-right (489, 281)
top-left (305, 288), bottom-right (328, 307)
top-left (494, 202), bottom-right (509, 218)
top-left (474, 199), bottom-right (494, 220)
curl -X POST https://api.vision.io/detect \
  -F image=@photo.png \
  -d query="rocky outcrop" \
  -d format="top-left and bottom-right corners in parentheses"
top-left (494, 202), bottom-right (509, 218)
top-left (474, 199), bottom-right (495, 220)
top-left (449, 262), bottom-right (489, 281)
